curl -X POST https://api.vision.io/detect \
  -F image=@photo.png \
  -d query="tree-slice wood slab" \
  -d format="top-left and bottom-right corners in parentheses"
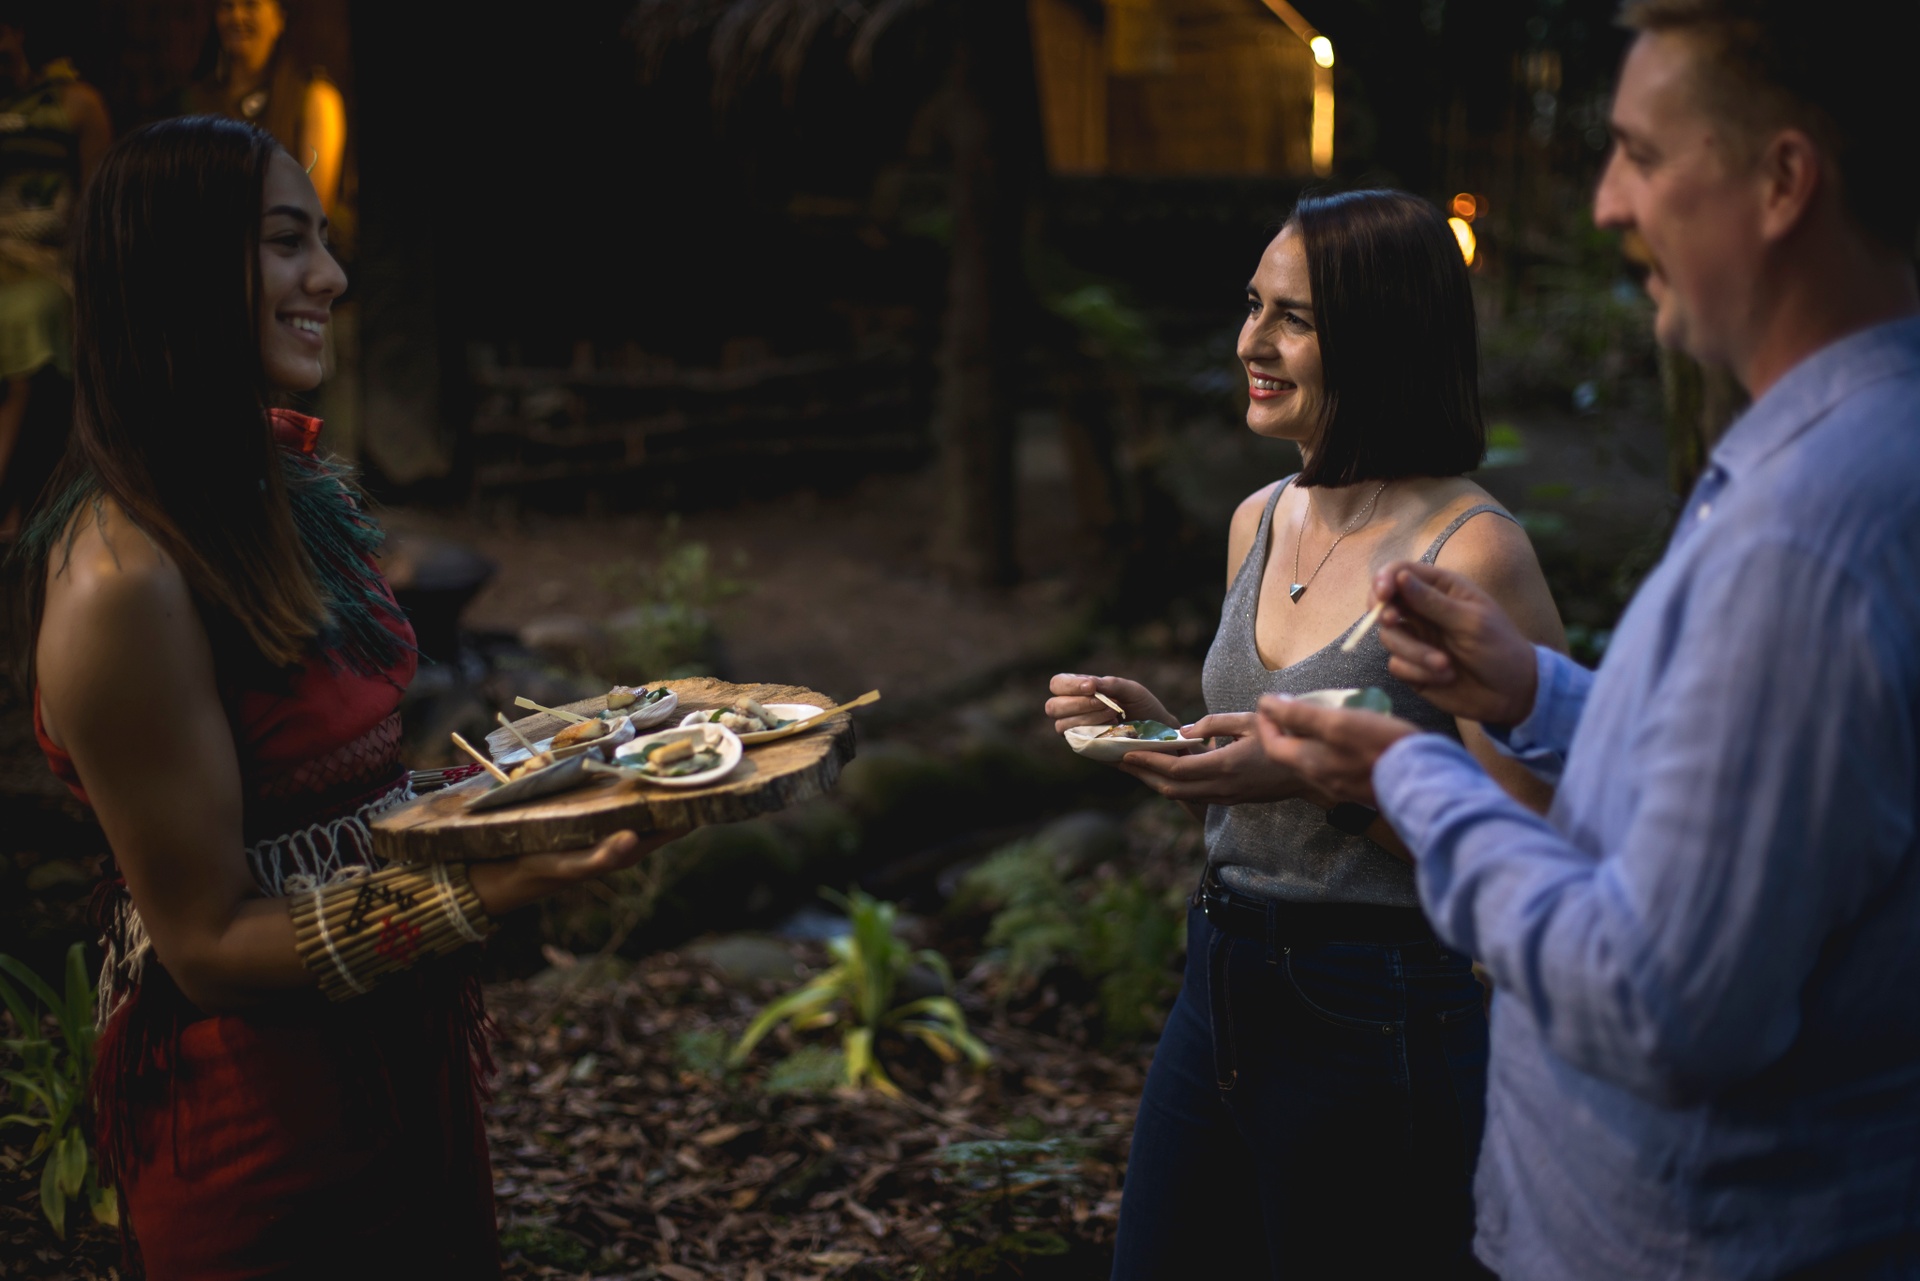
top-left (371, 679), bottom-right (855, 863)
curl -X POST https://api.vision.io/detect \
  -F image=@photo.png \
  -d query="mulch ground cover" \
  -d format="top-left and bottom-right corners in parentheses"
top-left (2, 942), bottom-right (1153, 1280)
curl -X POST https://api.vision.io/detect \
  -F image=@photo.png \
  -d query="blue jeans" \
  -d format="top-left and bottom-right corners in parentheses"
top-left (1112, 906), bottom-right (1491, 1280)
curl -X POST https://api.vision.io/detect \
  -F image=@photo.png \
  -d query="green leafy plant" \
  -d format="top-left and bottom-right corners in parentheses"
top-left (730, 888), bottom-right (989, 1097)
top-left (0, 944), bottom-right (116, 1238)
top-left (955, 842), bottom-right (1185, 1043)
top-left (593, 517), bottom-right (747, 678)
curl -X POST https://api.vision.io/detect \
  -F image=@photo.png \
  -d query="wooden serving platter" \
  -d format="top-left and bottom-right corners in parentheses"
top-left (370, 678), bottom-right (857, 863)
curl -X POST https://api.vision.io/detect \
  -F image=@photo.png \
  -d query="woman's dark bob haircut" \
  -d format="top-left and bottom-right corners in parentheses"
top-left (1287, 189), bottom-right (1485, 488)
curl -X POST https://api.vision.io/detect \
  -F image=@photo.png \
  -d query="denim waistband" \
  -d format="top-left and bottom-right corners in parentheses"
top-left (1194, 870), bottom-right (1436, 947)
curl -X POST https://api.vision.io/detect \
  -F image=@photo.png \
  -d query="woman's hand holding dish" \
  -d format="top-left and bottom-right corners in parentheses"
top-left (1046, 674), bottom-right (1178, 734)
top-left (1115, 711), bottom-right (1317, 806)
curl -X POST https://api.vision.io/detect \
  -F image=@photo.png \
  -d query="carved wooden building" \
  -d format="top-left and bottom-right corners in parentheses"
top-left (1028, 0), bottom-right (1333, 178)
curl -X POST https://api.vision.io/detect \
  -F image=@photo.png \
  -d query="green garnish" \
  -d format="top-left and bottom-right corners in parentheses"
top-left (1342, 688), bottom-right (1393, 714)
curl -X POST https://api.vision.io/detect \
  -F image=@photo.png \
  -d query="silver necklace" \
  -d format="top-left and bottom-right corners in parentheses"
top-left (1289, 480), bottom-right (1389, 603)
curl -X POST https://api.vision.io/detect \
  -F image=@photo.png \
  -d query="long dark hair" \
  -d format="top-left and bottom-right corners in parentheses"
top-left (1289, 190), bottom-right (1486, 488)
top-left (30, 115), bottom-right (327, 669)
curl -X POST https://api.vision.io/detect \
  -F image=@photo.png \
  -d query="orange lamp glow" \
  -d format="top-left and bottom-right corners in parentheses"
top-left (1448, 216), bottom-right (1477, 265)
top-left (1450, 192), bottom-right (1478, 221)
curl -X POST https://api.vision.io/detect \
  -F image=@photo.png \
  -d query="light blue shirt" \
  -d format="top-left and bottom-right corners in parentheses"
top-left (1374, 315), bottom-right (1920, 1280)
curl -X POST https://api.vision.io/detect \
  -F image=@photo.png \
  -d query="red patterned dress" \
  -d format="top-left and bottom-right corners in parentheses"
top-left (33, 412), bottom-right (499, 1278)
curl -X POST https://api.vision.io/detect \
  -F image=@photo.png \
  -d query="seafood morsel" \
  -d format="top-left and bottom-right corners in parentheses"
top-left (1102, 719), bottom-right (1182, 742)
top-left (551, 718), bottom-right (613, 749)
top-left (702, 698), bottom-right (793, 734)
top-left (605, 685), bottom-right (673, 715)
top-left (508, 751), bottom-right (556, 780)
top-left (632, 734), bottom-right (724, 779)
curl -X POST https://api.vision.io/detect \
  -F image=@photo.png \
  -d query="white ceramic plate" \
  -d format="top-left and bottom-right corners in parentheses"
top-left (613, 723), bottom-right (744, 788)
top-left (679, 703), bottom-right (826, 745)
top-left (619, 690), bottom-right (680, 730)
top-left (1289, 688), bottom-right (1360, 711)
top-left (495, 714), bottom-right (640, 768)
top-left (1065, 723), bottom-right (1206, 764)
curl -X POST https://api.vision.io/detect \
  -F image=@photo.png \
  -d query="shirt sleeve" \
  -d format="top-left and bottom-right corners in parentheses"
top-left (1374, 537), bottom-right (1917, 1105)
top-left (1478, 645), bottom-right (1592, 784)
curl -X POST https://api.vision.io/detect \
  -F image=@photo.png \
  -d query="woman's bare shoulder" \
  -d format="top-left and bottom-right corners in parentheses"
top-left (42, 500), bottom-right (197, 657)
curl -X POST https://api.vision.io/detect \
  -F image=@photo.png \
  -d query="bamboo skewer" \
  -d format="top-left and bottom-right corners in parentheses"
top-left (450, 733), bottom-right (511, 783)
top-left (496, 712), bottom-right (541, 753)
top-left (512, 696), bottom-right (591, 724)
top-left (1340, 600), bottom-right (1388, 654)
top-left (760, 689), bottom-right (881, 741)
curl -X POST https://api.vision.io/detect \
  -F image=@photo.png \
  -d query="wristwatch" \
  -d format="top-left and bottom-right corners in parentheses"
top-left (1326, 802), bottom-right (1378, 835)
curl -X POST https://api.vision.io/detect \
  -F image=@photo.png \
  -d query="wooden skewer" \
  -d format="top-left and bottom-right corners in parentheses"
top-left (1340, 600), bottom-right (1388, 654)
top-left (1093, 691), bottom-right (1127, 719)
top-left (512, 696), bottom-right (592, 724)
top-left (449, 732), bottom-right (511, 783)
top-left (496, 711), bottom-right (541, 753)
top-left (779, 689), bottom-right (881, 734)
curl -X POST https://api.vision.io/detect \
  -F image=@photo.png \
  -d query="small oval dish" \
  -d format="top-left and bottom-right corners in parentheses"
top-left (614, 723), bottom-right (744, 788)
top-left (1065, 720), bottom-right (1206, 764)
top-left (612, 687), bottom-right (680, 731)
top-left (495, 713), bottom-right (639, 769)
top-left (1287, 687), bottom-right (1393, 714)
top-left (680, 702), bottom-right (825, 745)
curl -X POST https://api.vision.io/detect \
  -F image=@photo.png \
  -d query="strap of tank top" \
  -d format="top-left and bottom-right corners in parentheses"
top-left (1232, 474), bottom-right (1298, 587)
top-left (1418, 503), bottom-right (1515, 564)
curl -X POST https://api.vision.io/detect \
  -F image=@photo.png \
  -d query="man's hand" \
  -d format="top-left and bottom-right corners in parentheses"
top-left (1372, 562), bottom-right (1540, 726)
top-left (1254, 696), bottom-right (1420, 807)
top-left (1117, 712), bottom-right (1310, 806)
top-left (1046, 674), bottom-right (1176, 734)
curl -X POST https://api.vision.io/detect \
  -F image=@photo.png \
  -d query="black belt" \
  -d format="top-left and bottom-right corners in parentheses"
top-left (1194, 870), bottom-right (1436, 946)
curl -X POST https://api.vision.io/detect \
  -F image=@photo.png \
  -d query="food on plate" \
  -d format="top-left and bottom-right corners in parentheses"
top-left (1341, 687), bottom-right (1393, 714)
top-left (1100, 719), bottom-right (1183, 741)
top-left (508, 751), bottom-right (556, 780)
top-left (700, 697), bottom-right (793, 735)
top-left (631, 734), bottom-right (724, 779)
top-left (551, 718), bottom-right (612, 749)
top-left (605, 685), bottom-right (673, 714)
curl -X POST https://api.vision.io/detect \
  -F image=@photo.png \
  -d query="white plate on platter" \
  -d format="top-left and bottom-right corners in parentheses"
top-left (1065, 722), bottom-right (1206, 764)
top-left (494, 714), bottom-right (639, 768)
top-left (494, 691), bottom-right (679, 767)
top-left (613, 724), bottom-right (745, 788)
top-left (679, 703), bottom-right (826, 745)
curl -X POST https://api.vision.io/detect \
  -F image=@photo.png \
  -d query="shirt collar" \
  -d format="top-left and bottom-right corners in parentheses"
top-left (268, 408), bottom-right (323, 455)
top-left (1710, 312), bottom-right (1920, 479)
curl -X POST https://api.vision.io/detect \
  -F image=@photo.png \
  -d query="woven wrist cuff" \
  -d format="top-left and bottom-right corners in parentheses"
top-left (291, 862), bottom-right (496, 1002)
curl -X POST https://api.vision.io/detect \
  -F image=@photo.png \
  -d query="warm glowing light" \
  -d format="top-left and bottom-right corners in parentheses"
top-left (1311, 76), bottom-right (1334, 175)
top-left (1310, 35), bottom-right (1334, 67)
top-left (1448, 216), bottom-right (1477, 265)
top-left (1451, 192), bottom-right (1478, 221)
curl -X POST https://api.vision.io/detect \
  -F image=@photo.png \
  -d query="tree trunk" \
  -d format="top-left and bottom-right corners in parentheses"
top-left (932, 0), bottom-right (1043, 586)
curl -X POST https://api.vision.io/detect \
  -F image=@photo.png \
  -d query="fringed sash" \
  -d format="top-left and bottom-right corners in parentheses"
top-left (94, 778), bottom-right (415, 1027)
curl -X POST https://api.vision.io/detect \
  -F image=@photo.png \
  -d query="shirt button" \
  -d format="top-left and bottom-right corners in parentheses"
top-left (1697, 502), bottom-right (1712, 520)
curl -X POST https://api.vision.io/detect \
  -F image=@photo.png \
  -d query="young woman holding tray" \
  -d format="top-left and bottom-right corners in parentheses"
top-left (1045, 190), bottom-right (1565, 1278)
top-left (20, 117), bottom-right (660, 1275)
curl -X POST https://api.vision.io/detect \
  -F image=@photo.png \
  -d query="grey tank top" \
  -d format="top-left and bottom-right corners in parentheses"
top-left (1201, 478), bottom-right (1515, 907)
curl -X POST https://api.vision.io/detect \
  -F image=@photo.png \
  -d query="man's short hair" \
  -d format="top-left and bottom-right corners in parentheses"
top-left (1621, 0), bottom-right (1919, 250)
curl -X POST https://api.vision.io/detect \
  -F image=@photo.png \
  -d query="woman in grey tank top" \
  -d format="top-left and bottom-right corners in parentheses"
top-left (1046, 191), bottom-right (1565, 1279)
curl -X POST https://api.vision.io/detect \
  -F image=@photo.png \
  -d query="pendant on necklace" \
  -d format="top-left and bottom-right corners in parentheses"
top-left (1289, 583), bottom-right (1306, 603)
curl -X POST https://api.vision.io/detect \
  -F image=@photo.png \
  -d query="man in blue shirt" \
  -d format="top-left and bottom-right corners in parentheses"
top-left (1254, 2), bottom-right (1920, 1277)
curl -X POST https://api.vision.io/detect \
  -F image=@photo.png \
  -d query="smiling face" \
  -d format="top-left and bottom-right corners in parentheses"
top-left (1237, 225), bottom-right (1327, 452)
top-left (1593, 31), bottom-right (1769, 367)
top-left (256, 148), bottom-right (346, 392)
top-left (215, 0), bottom-right (286, 72)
